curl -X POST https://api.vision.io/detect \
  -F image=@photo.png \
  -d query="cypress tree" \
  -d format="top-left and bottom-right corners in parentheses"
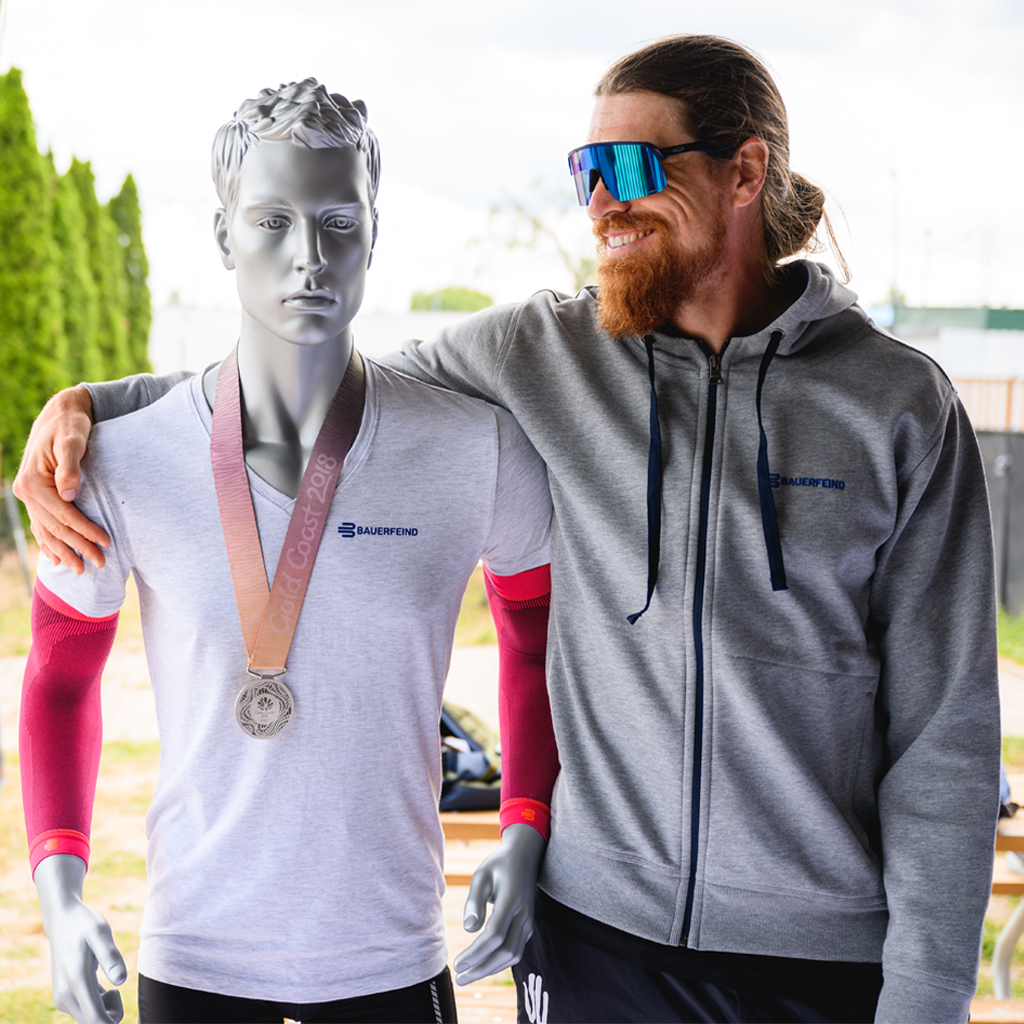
top-left (51, 156), bottom-right (104, 384)
top-left (108, 175), bottom-right (152, 373)
top-left (0, 69), bottom-right (66, 475)
top-left (68, 158), bottom-right (131, 380)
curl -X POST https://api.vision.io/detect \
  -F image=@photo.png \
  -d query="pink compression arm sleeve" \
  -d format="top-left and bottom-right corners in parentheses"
top-left (20, 580), bottom-right (118, 876)
top-left (486, 564), bottom-right (558, 841)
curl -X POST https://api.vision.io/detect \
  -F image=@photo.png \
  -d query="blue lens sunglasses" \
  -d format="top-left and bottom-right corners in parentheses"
top-left (568, 140), bottom-right (733, 206)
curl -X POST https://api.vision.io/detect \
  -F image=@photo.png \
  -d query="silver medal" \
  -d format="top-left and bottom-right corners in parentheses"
top-left (235, 677), bottom-right (294, 739)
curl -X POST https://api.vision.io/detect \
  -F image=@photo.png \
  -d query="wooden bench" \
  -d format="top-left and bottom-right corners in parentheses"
top-left (441, 809), bottom-right (501, 886)
top-left (440, 810), bottom-right (502, 843)
top-left (991, 818), bottom-right (1024, 999)
top-left (970, 998), bottom-right (1024, 1023)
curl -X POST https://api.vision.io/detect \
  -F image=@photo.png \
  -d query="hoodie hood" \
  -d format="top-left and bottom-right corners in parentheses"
top-left (725, 260), bottom-right (863, 360)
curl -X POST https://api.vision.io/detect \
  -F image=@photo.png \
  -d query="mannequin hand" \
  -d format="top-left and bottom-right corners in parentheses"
top-left (455, 823), bottom-right (545, 985)
top-left (13, 385), bottom-right (109, 574)
top-left (34, 855), bottom-right (127, 1024)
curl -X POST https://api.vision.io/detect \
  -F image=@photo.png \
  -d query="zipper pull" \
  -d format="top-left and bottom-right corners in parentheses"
top-left (708, 353), bottom-right (722, 385)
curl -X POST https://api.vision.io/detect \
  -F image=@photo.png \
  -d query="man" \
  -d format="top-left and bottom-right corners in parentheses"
top-left (17, 36), bottom-right (999, 1023)
top-left (18, 79), bottom-right (552, 1024)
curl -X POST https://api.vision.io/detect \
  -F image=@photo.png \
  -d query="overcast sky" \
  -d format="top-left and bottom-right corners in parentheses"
top-left (1, 0), bottom-right (1021, 316)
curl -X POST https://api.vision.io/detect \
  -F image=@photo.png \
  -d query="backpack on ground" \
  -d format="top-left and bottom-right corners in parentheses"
top-left (439, 701), bottom-right (501, 811)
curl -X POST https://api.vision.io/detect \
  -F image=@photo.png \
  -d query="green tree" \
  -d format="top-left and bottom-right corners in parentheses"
top-left (479, 180), bottom-right (597, 293)
top-left (0, 68), bottom-right (66, 475)
top-left (51, 155), bottom-right (104, 384)
top-left (68, 158), bottom-right (131, 379)
top-left (410, 286), bottom-right (494, 313)
top-left (108, 174), bottom-right (152, 373)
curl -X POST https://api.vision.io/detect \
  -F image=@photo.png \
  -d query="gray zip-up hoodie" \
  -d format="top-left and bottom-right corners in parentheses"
top-left (89, 260), bottom-right (999, 1021)
top-left (384, 261), bottom-right (1000, 1021)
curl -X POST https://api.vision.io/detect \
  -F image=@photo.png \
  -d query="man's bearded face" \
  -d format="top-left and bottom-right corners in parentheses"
top-left (594, 208), bottom-right (727, 338)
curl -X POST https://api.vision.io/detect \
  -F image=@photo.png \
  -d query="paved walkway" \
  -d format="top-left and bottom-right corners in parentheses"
top-left (1000, 658), bottom-right (1024, 737)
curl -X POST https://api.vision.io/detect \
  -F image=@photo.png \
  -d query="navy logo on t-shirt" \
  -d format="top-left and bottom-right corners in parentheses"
top-left (338, 522), bottom-right (420, 537)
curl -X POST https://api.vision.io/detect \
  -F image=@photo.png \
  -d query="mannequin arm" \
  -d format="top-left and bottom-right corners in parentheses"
top-left (21, 582), bottom-right (123, 1021)
top-left (455, 824), bottom-right (546, 984)
top-left (21, 582), bottom-right (117, 868)
top-left (455, 564), bottom-right (557, 984)
top-left (34, 855), bottom-right (127, 1024)
top-left (13, 386), bottom-right (108, 574)
top-left (486, 564), bottom-right (558, 834)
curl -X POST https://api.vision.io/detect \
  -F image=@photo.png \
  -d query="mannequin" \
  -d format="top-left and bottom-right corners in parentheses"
top-left (22, 79), bottom-right (553, 1024)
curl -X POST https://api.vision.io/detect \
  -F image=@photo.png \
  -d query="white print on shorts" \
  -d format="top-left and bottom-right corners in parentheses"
top-left (523, 971), bottom-right (549, 1024)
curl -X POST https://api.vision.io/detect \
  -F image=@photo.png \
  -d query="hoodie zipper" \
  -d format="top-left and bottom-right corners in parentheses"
top-left (682, 348), bottom-right (722, 944)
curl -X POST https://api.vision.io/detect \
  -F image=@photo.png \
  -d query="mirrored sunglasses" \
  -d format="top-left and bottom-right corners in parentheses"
top-left (568, 140), bottom-right (732, 206)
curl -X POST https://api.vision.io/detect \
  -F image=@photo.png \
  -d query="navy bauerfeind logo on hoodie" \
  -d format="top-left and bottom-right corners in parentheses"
top-left (770, 474), bottom-right (846, 491)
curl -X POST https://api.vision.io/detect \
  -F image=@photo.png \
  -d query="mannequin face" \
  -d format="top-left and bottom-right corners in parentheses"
top-left (215, 141), bottom-right (376, 348)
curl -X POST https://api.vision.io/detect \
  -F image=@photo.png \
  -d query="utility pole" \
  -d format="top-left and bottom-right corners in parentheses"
top-left (890, 169), bottom-right (900, 302)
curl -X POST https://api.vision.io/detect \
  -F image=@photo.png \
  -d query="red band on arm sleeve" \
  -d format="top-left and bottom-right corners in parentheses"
top-left (485, 565), bottom-right (558, 841)
top-left (21, 581), bottom-right (118, 876)
top-left (486, 563), bottom-right (551, 604)
top-left (500, 798), bottom-right (552, 839)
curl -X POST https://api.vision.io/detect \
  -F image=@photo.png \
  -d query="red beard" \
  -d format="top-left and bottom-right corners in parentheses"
top-left (594, 211), bottom-right (726, 338)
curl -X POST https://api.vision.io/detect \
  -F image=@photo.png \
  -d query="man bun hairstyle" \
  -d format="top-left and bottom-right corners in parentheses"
top-left (212, 78), bottom-right (381, 217)
top-left (597, 35), bottom-right (846, 281)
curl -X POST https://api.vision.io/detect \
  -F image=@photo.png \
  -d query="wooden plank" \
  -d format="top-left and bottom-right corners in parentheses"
top-left (992, 858), bottom-right (1024, 895)
top-left (444, 871), bottom-right (476, 887)
top-left (970, 999), bottom-right (1024, 1023)
top-left (455, 982), bottom-right (517, 1023)
top-left (998, 816), bottom-right (1024, 852)
top-left (440, 810), bottom-right (501, 841)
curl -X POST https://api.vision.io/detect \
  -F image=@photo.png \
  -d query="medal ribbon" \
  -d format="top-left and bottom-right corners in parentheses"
top-left (210, 344), bottom-right (365, 674)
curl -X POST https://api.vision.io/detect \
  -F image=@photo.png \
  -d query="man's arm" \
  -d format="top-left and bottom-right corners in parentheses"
top-left (21, 581), bottom-right (127, 1023)
top-left (456, 564), bottom-right (558, 985)
top-left (870, 394), bottom-right (1000, 1022)
top-left (14, 372), bottom-right (191, 573)
top-left (381, 302), bottom-right (520, 406)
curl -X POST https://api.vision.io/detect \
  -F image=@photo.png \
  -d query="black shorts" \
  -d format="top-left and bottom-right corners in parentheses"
top-left (512, 891), bottom-right (882, 1023)
top-left (137, 966), bottom-right (457, 1023)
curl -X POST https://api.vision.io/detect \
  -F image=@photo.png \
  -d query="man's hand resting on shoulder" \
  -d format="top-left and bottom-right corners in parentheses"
top-left (13, 386), bottom-right (109, 574)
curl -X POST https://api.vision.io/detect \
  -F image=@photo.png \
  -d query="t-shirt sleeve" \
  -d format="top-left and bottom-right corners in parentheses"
top-left (35, 461), bottom-right (132, 618)
top-left (86, 370), bottom-right (195, 423)
top-left (479, 406), bottom-right (551, 577)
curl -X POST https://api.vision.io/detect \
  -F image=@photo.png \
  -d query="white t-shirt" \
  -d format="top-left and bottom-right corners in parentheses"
top-left (38, 359), bottom-right (552, 1002)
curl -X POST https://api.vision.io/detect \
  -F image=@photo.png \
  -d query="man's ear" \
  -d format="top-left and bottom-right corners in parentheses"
top-left (730, 138), bottom-right (770, 210)
top-left (213, 208), bottom-right (235, 269)
top-left (367, 208), bottom-right (379, 270)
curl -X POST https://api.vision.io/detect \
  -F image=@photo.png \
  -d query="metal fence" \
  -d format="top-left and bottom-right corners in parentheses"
top-left (951, 380), bottom-right (1024, 613)
top-left (976, 432), bottom-right (1024, 616)
top-left (954, 378), bottom-right (1024, 432)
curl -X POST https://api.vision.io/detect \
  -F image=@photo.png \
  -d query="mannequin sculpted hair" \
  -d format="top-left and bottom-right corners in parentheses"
top-left (211, 78), bottom-right (381, 217)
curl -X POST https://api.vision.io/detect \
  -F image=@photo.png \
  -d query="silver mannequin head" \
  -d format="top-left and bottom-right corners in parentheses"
top-left (212, 78), bottom-right (380, 239)
top-left (206, 79), bottom-right (380, 495)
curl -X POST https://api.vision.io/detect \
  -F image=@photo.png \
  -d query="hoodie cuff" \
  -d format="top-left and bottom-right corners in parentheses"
top-left (873, 970), bottom-right (973, 1023)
